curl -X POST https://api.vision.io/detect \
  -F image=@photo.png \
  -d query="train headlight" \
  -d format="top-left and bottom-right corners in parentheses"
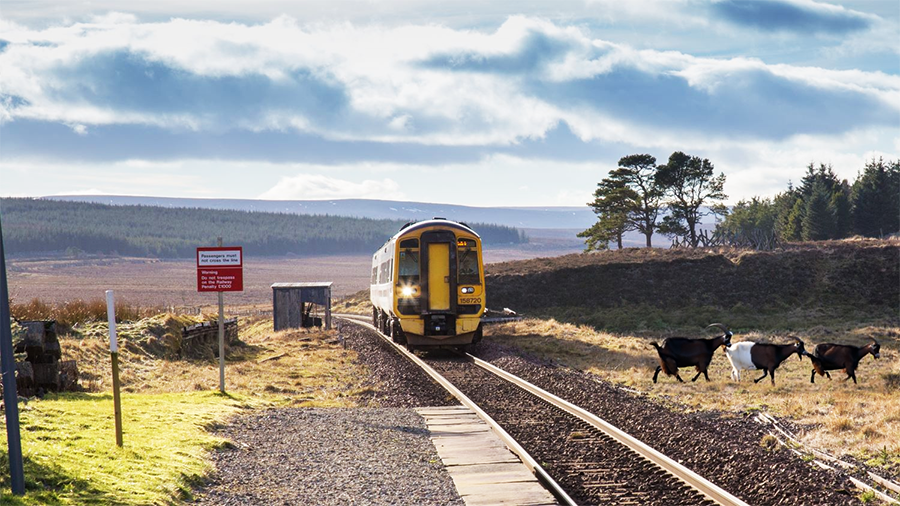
top-left (401, 286), bottom-right (415, 297)
top-left (461, 287), bottom-right (474, 294)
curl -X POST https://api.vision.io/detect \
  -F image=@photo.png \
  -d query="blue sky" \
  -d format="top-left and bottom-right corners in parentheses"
top-left (0, 0), bottom-right (898, 207)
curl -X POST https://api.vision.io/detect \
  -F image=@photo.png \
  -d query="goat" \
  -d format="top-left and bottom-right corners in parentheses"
top-left (723, 336), bottom-right (805, 385)
top-left (651, 323), bottom-right (732, 383)
top-left (807, 338), bottom-right (880, 384)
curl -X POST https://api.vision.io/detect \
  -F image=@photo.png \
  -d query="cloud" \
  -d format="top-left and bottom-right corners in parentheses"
top-left (259, 174), bottom-right (404, 200)
top-left (0, 14), bottom-right (896, 156)
top-left (710, 0), bottom-right (874, 35)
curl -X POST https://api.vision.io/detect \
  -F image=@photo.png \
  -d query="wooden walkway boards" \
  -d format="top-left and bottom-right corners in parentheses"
top-left (416, 406), bottom-right (559, 506)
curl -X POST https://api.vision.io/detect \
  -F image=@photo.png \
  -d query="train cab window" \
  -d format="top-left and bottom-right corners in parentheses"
top-left (457, 239), bottom-right (480, 285)
top-left (398, 249), bottom-right (419, 285)
top-left (399, 239), bottom-right (419, 249)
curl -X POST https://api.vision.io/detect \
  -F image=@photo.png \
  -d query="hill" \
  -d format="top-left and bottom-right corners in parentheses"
top-left (0, 198), bottom-right (526, 258)
top-left (46, 195), bottom-right (597, 229)
top-left (485, 239), bottom-right (900, 331)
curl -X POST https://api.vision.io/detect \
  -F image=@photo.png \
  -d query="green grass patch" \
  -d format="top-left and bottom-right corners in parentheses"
top-left (0, 391), bottom-right (255, 505)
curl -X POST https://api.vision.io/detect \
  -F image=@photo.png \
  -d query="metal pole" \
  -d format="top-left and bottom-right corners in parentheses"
top-left (217, 237), bottom-right (225, 393)
top-left (0, 215), bottom-right (25, 495)
top-left (106, 290), bottom-right (123, 447)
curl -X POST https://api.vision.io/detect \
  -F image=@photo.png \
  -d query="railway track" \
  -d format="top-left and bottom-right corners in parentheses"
top-left (335, 313), bottom-right (748, 506)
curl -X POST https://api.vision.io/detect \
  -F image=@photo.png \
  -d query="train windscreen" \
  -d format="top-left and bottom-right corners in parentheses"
top-left (457, 239), bottom-right (480, 285)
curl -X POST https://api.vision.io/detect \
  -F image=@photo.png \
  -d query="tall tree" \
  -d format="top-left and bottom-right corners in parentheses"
top-left (656, 152), bottom-right (727, 247)
top-left (773, 185), bottom-right (803, 242)
top-left (611, 154), bottom-right (664, 247)
top-left (851, 158), bottom-right (900, 237)
top-left (831, 180), bottom-right (852, 239)
top-left (579, 176), bottom-right (639, 250)
top-left (796, 162), bottom-right (856, 240)
top-left (802, 179), bottom-right (835, 240)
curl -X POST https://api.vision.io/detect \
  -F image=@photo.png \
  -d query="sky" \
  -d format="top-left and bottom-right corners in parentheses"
top-left (0, 0), bottom-right (898, 208)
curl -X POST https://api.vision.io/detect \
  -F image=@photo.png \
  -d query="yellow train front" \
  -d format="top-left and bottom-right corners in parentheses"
top-left (371, 218), bottom-right (485, 349)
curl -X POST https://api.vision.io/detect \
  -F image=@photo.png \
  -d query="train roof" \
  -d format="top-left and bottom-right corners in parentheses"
top-left (374, 218), bottom-right (482, 256)
top-left (393, 218), bottom-right (480, 239)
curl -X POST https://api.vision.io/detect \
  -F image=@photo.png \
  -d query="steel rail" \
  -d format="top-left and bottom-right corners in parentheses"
top-left (468, 354), bottom-right (750, 506)
top-left (335, 315), bottom-right (576, 506)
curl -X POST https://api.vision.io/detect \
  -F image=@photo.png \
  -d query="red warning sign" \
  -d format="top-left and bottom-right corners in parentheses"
top-left (197, 247), bottom-right (243, 292)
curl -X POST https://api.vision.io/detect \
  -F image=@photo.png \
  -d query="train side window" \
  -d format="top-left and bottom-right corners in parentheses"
top-left (398, 249), bottom-right (419, 285)
top-left (457, 241), bottom-right (480, 285)
top-left (371, 266), bottom-right (377, 284)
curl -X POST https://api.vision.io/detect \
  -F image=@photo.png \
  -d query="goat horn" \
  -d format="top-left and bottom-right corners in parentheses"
top-left (787, 335), bottom-right (803, 344)
top-left (706, 323), bottom-right (730, 333)
top-left (869, 337), bottom-right (880, 345)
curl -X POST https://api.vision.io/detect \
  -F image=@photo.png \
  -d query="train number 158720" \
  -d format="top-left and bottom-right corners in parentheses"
top-left (460, 297), bottom-right (482, 304)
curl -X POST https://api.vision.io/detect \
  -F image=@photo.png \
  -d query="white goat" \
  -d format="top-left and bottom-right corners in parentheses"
top-left (724, 342), bottom-right (756, 381)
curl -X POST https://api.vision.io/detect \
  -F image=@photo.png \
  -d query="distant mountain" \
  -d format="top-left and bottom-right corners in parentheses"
top-left (45, 195), bottom-right (597, 230)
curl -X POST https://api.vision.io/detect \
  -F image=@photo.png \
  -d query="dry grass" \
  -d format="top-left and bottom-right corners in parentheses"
top-left (61, 315), bottom-right (372, 407)
top-left (10, 298), bottom-right (158, 329)
top-left (486, 318), bottom-right (900, 471)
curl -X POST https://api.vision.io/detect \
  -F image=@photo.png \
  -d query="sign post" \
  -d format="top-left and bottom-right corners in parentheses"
top-left (216, 238), bottom-right (225, 394)
top-left (105, 290), bottom-right (123, 447)
top-left (0, 215), bottom-right (25, 495)
top-left (197, 240), bottom-right (243, 393)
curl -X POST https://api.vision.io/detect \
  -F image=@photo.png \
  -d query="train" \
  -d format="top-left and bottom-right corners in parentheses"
top-left (371, 218), bottom-right (485, 349)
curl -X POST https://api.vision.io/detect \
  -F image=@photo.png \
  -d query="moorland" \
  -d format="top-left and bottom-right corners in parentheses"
top-left (2, 237), bottom-right (898, 504)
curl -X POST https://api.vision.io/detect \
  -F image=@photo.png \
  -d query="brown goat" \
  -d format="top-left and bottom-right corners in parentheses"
top-left (808, 338), bottom-right (880, 384)
top-left (651, 324), bottom-right (732, 383)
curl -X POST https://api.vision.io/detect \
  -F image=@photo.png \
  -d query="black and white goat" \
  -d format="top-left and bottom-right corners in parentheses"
top-left (807, 338), bottom-right (881, 384)
top-left (723, 336), bottom-right (805, 385)
top-left (651, 323), bottom-right (732, 383)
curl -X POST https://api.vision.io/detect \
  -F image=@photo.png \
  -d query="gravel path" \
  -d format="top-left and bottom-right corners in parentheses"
top-left (193, 408), bottom-right (464, 506)
top-left (192, 322), bottom-right (464, 505)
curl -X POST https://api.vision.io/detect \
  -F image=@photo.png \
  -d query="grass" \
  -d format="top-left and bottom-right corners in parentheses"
top-left (0, 313), bottom-right (376, 504)
top-left (10, 298), bottom-right (158, 331)
top-left (486, 318), bottom-right (900, 475)
top-left (61, 316), bottom-right (372, 405)
top-left (0, 391), bottom-right (251, 505)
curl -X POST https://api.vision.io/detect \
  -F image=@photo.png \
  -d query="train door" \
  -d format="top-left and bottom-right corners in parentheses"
top-left (427, 243), bottom-right (450, 310)
top-left (421, 230), bottom-right (457, 315)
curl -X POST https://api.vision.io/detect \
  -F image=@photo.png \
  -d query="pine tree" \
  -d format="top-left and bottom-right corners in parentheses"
top-left (612, 154), bottom-right (664, 247)
top-left (656, 152), bottom-right (727, 247)
top-left (851, 158), bottom-right (900, 237)
top-left (831, 181), bottom-right (852, 239)
top-left (785, 198), bottom-right (805, 241)
top-left (803, 180), bottom-right (835, 241)
top-left (580, 176), bottom-right (639, 250)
